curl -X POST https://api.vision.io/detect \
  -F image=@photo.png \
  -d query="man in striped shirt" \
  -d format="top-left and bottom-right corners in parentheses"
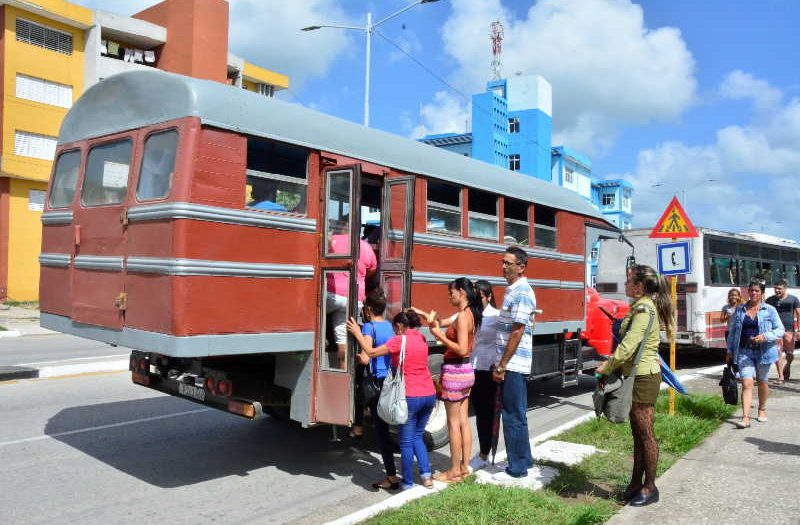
top-left (492, 246), bottom-right (537, 480)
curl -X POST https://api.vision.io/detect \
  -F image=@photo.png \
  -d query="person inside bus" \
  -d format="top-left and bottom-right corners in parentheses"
top-left (326, 218), bottom-right (377, 368)
top-left (596, 264), bottom-right (674, 507)
top-left (727, 279), bottom-right (783, 428)
top-left (349, 309), bottom-right (436, 490)
top-left (720, 288), bottom-right (743, 344)
top-left (422, 278), bottom-right (481, 484)
top-left (247, 180), bottom-right (287, 212)
top-left (345, 288), bottom-right (398, 489)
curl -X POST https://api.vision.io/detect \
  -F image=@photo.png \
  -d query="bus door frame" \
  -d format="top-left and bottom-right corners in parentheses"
top-left (380, 174), bottom-right (415, 318)
top-left (313, 164), bottom-right (363, 426)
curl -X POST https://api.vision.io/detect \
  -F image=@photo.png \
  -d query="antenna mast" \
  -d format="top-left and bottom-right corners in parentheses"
top-left (490, 20), bottom-right (504, 80)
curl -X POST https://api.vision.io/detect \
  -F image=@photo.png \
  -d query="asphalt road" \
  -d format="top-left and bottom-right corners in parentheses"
top-left (0, 336), bottom-right (726, 525)
top-left (0, 333), bottom-right (127, 367)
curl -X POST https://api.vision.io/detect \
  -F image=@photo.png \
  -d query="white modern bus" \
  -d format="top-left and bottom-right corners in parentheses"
top-left (596, 227), bottom-right (800, 349)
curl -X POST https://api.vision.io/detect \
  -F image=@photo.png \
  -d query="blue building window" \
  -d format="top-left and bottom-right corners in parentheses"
top-left (601, 193), bottom-right (615, 206)
top-left (509, 154), bottom-right (520, 171)
top-left (508, 117), bottom-right (519, 134)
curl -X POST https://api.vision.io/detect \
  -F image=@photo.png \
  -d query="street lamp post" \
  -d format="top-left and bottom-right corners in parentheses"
top-left (651, 179), bottom-right (717, 212)
top-left (302, 0), bottom-right (440, 127)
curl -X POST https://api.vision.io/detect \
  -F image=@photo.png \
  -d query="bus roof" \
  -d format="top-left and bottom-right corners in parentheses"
top-left (60, 70), bottom-right (609, 222)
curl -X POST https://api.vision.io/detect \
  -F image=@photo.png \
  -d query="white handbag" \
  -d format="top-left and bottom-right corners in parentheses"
top-left (376, 335), bottom-right (408, 425)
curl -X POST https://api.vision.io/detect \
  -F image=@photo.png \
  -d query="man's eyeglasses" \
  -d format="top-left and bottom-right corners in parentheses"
top-left (501, 260), bottom-right (521, 267)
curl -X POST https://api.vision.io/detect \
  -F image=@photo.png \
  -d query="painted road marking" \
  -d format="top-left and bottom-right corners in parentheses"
top-left (0, 408), bottom-right (210, 448)
top-left (18, 354), bottom-right (129, 366)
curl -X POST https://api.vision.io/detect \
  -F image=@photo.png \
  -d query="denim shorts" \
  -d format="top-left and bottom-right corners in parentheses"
top-left (737, 353), bottom-right (771, 382)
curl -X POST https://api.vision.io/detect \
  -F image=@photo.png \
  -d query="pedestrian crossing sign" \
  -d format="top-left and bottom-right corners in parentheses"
top-left (649, 196), bottom-right (698, 238)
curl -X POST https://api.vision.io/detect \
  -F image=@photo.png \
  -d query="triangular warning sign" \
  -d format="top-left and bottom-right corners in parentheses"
top-left (649, 196), bottom-right (698, 238)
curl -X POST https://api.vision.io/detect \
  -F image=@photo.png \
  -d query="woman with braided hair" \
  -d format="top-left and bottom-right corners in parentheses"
top-left (596, 264), bottom-right (674, 507)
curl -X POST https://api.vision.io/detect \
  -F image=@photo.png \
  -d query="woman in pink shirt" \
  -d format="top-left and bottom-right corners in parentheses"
top-left (351, 309), bottom-right (436, 490)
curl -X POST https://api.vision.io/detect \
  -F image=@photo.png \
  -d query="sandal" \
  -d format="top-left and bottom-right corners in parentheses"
top-left (421, 477), bottom-right (434, 489)
top-left (433, 471), bottom-right (463, 484)
top-left (371, 477), bottom-right (400, 490)
top-left (736, 416), bottom-right (751, 429)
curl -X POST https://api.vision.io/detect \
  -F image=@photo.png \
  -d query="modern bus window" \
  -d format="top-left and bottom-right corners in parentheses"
top-left (785, 264), bottom-right (799, 287)
top-left (81, 139), bottom-right (132, 206)
top-left (740, 259), bottom-right (759, 284)
top-left (504, 197), bottom-right (529, 245)
top-left (136, 130), bottom-right (178, 201)
top-left (245, 136), bottom-right (308, 214)
top-left (325, 170), bottom-right (352, 258)
top-left (534, 204), bottom-right (557, 249)
top-left (426, 180), bottom-right (461, 235)
top-left (468, 188), bottom-right (498, 240)
top-left (709, 256), bottom-right (737, 285)
top-left (48, 149), bottom-right (81, 208)
top-left (320, 269), bottom-right (350, 371)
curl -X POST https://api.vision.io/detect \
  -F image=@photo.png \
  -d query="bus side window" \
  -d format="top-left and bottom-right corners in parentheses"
top-left (137, 130), bottom-right (178, 201)
top-left (245, 137), bottom-right (308, 215)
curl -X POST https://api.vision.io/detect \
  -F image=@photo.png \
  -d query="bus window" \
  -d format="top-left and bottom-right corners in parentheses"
top-left (739, 243), bottom-right (759, 259)
top-left (325, 170), bottom-right (352, 257)
top-left (708, 238), bottom-right (737, 255)
top-left (740, 259), bottom-right (759, 284)
top-left (468, 188), bottom-right (498, 240)
top-left (245, 137), bottom-right (308, 214)
top-left (534, 205), bottom-right (557, 249)
top-left (785, 264), bottom-right (799, 287)
top-left (320, 269), bottom-right (350, 371)
top-left (504, 197), bottom-right (529, 246)
top-left (761, 261), bottom-right (774, 285)
top-left (136, 130), bottom-right (178, 201)
top-left (709, 256), bottom-right (736, 285)
top-left (48, 149), bottom-right (81, 208)
top-left (81, 140), bottom-right (132, 206)
top-left (426, 180), bottom-right (461, 235)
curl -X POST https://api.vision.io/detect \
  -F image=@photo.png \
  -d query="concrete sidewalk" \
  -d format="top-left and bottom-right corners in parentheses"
top-left (609, 374), bottom-right (800, 525)
top-left (0, 304), bottom-right (55, 337)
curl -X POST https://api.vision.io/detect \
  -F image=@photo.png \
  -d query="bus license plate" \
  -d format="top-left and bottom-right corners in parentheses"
top-left (178, 382), bottom-right (206, 402)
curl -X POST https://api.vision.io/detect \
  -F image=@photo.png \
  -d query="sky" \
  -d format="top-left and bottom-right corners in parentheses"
top-left (77, 0), bottom-right (800, 241)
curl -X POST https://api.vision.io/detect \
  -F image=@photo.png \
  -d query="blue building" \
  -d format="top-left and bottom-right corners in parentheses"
top-left (419, 74), bottom-right (633, 233)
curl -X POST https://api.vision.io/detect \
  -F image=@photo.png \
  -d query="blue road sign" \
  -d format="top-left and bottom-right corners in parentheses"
top-left (657, 241), bottom-right (691, 276)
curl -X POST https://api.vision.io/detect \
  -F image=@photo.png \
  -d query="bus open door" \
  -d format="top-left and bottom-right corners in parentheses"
top-left (379, 174), bottom-right (415, 319)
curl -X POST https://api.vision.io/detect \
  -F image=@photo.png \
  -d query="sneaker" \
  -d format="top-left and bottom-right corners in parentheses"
top-left (469, 454), bottom-right (489, 471)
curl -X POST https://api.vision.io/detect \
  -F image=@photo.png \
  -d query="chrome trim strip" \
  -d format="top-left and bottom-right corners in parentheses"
top-left (411, 271), bottom-right (583, 290)
top-left (41, 211), bottom-right (73, 225)
top-left (74, 255), bottom-right (124, 271)
top-left (127, 202), bottom-right (317, 233)
top-left (126, 257), bottom-right (314, 278)
top-left (41, 313), bottom-right (314, 357)
top-left (39, 253), bottom-right (71, 267)
top-left (413, 232), bottom-right (584, 263)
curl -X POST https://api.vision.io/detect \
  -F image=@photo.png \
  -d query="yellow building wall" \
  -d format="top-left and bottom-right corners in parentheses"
top-left (6, 179), bottom-right (47, 300)
top-left (243, 61), bottom-right (289, 90)
top-left (2, 2), bottom-right (90, 301)
top-left (2, 4), bottom-right (88, 183)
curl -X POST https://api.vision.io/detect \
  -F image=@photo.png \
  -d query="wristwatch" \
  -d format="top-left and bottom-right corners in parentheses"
top-left (495, 366), bottom-right (506, 374)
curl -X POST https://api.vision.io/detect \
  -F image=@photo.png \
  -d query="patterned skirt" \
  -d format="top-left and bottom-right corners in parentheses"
top-left (440, 362), bottom-right (475, 402)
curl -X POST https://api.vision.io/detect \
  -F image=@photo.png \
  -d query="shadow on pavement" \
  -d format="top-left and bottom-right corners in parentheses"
top-left (44, 396), bottom-right (449, 489)
top-left (744, 437), bottom-right (800, 456)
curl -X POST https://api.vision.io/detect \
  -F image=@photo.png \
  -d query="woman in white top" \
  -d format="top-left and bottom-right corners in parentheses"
top-left (468, 280), bottom-right (500, 470)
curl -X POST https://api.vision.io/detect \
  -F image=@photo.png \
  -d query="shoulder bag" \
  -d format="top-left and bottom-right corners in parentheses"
top-left (593, 307), bottom-right (655, 424)
top-left (356, 325), bottom-right (382, 406)
top-left (377, 335), bottom-right (408, 425)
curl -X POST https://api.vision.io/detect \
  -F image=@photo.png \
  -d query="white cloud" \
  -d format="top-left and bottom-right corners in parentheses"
top-left (419, 0), bottom-right (697, 155)
top-left (409, 91), bottom-right (471, 138)
top-left (720, 70), bottom-right (783, 111)
top-left (624, 72), bottom-right (800, 240)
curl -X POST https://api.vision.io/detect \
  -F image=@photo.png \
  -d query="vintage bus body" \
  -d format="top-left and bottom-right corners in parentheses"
top-left (40, 70), bottom-right (616, 439)
top-left (596, 227), bottom-right (800, 349)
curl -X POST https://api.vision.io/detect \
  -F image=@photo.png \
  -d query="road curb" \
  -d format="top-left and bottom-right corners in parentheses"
top-left (0, 359), bottom-right (129, 382)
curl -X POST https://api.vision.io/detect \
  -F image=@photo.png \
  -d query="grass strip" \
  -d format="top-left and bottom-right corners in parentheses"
top-left (3, 300), bottom-right (39, 308)
top-left (365, 393), bottom-right (734, 525)
top-left (0, 326), bottom-right (7, 331)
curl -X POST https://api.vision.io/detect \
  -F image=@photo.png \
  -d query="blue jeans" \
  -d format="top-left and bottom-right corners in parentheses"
top-left (501, 370), bottom-right (533, 477)
top-left (398, 395), bottom-right (436, 488)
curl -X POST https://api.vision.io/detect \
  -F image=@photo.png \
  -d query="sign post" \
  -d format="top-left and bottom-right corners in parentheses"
top-left (649, 197), bottom-right (698, 415)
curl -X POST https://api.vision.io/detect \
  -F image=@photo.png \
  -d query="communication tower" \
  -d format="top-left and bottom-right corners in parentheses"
top-left (490, 20), bottom-right (504, 80)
